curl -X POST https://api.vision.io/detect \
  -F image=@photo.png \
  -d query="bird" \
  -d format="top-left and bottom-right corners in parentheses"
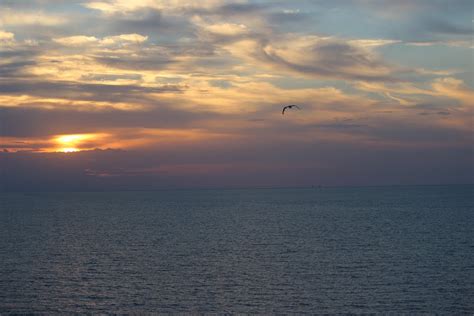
top-left (282, 104), bottom-right (301, 115)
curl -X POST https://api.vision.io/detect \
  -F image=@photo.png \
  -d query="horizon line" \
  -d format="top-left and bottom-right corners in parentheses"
top-left (1, 183), bottom-right (472, 193)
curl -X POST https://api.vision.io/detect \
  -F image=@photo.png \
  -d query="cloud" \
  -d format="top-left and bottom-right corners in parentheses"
top-left (0, 79), bottom-right (183, 107)
top-left (2, 140), bottom-right (472, 191)
top-left (190, 10), bottom-right (268, 44)
top-left (0, 43), bottom-right (40, 78)
top-left (418, 111), bottom-right (451, 116)
top-left (92, 53), bottom-right (175, 71)
top-left (0, 60), bottom-right (37, 78)
top-left (83, 0), bottom-right (230, 14)
top-left (348, 39), bottom-right (401, 48)
top-left (431, 77), bottom-right (474, 106)
top-left (0, 30), bottom-right (14, 41)
top-left (0, 0), bottom-right (472, 188)
top-left (80, 73), bottom-right (142, 82)
top-left (0, 105), bottom-right (222, 138)
top-left (54, 33), bottom-right (148, 47)
top-left (406, 40), bottom-right (473, 48)
top-left (363, 118), bottom-right (470, 145)
top-left (224, 35), bottom-right (405, 81)
top-left (102, 33), bottom-right (148, 44)
top-left (53, 35), bottom-right (99, 46)
top-left (211, 2), bottom-right (266, 15)
top-left (202, 22), bottom-right (250, 36)
top-left (109, 8), bottom-right (182, 34)
top-left (424, 18), bottom-right (473, 36)
top-left (312, 122), bottom-right (368, 130)
top-left (396, 17), bottom-right (474, 44)
top-left (355, 77), bottom-right (474, 110)
top-left (0, 10), bottom-right (66, 26)
top-left (266, 10), bottom-right (313, 28)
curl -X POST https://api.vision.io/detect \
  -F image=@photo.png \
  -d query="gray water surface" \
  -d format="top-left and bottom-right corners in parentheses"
top-left (1, 185), bottom-right (473, 313)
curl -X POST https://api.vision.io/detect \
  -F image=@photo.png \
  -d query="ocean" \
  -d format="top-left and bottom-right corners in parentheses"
top-left (0, 185), bottom-right (473, 313)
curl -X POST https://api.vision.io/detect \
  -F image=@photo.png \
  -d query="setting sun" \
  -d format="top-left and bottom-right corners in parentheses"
top-left (54, 134), bottom-right (100, 153)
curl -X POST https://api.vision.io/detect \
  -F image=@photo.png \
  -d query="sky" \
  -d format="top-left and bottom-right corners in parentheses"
top-left (0, 0), bottom-right (473, 190)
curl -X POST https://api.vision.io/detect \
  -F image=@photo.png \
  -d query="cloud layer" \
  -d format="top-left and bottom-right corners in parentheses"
top-left (0, 0), bottom-right (472, 189)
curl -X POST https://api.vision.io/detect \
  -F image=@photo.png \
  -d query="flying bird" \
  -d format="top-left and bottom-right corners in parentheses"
top-left (282, 104), bottom-right (301, 115)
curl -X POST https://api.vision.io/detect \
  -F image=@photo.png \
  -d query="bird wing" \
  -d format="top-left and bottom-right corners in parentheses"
top-left (293, 105), bottom-right (301, 109)
top-left (282, 106), bottom-right (288, 114)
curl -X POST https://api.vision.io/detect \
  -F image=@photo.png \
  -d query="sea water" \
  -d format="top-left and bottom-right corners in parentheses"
top-left (0, 185), bottom-right (473, 313)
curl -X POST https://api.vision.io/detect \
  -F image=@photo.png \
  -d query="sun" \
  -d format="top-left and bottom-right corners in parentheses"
top-left (55, 134), bottom-right (94, 153)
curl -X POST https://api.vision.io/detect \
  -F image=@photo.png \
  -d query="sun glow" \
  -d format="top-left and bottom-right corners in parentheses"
top-left (55, 134), bottom-right (98, 153)
top-left (61, 147), bottom-right (79, 153)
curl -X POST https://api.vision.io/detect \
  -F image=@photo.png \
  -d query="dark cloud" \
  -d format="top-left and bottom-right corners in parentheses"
top-left (395, 17), bottom-right (474, 43)
top-left (0, 149), bottom-right (164, 191)
top-left (93, 41), bottom-right (217, 73)
top-left (209, 80), bottom-right (233, 89)
top-left (109, 8), bottom-right (191, 36)
top-left (0, 60), bottom-right (36, 78)
top-left (216, 3), bottom-right (267, 15)
top-left (0, 106), bottom-right (222, 137)
top-left (364, 121), bottom-right (468, 143)
top-left (424, 18), bottom-right (473, 36)
top-left (418, 111), bottom-right (451, 116)
top-left (436, 111), bottom-right (451, 116)
top-left (0, 48), bottom-right (39, 78)
top-left (189, 3), bottom-right (267, 16)
top-left (412, 102), bottom-right (454, 111)
top-left (0, 50), bottom-right (38, 59)
top-left (301, 116), bottom-right (469, 144)
top-left (395, 12), bottom-right (471, 43)
top-left (93, 54), bottom-right (176, 71)
top-left (113, 9), bottom-right (169, 29)
top-left (0, 0), bottom-right (78, 8)
top-left (1, 142), bottom-right (472, 191)
top-left (0, 79), bottom-right (183, 103)
top-left (312, 122), bottom-right (367, 130)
